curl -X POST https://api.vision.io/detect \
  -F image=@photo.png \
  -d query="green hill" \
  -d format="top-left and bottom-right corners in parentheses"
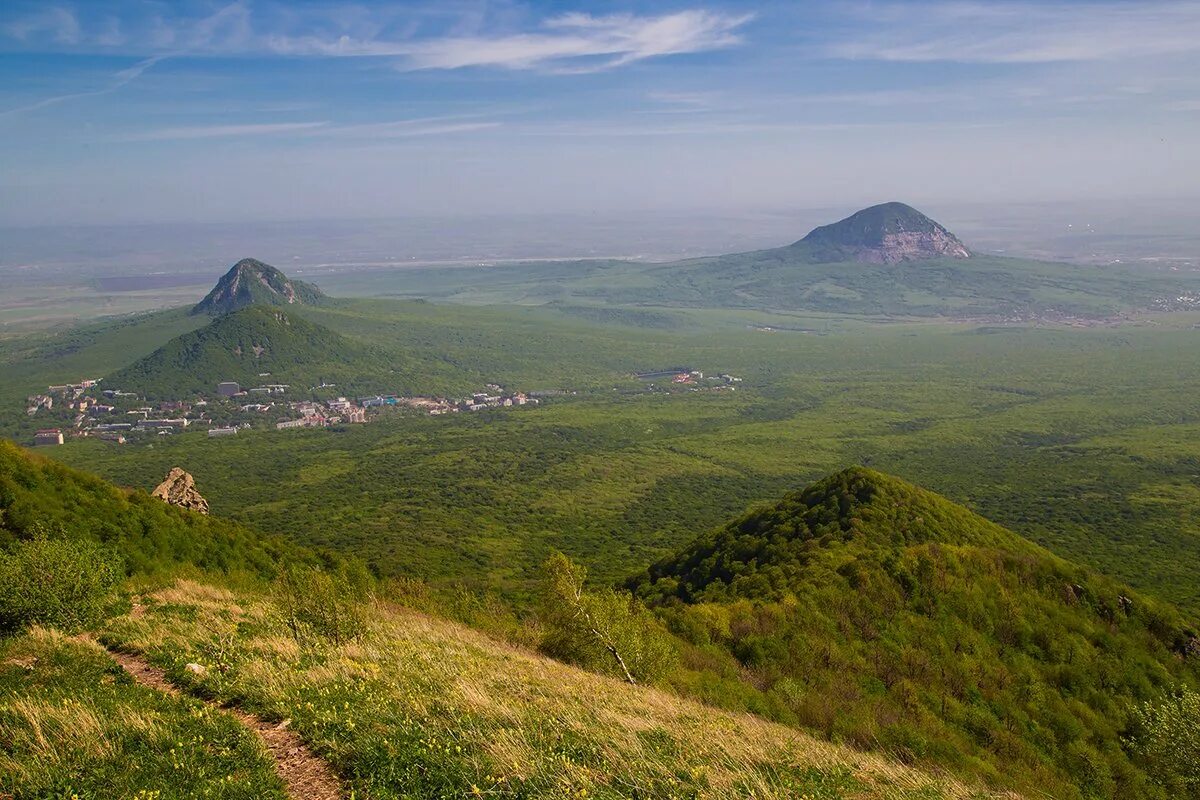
top-left (360, 205), bottom-right (1198, 318)
top-left (106, 305), bottom-right (398, 398)
top-left (632, 467), bottom-right (1200, 799)
top-left (192, 258), bottom-right (326, 316)
top-left (0, 439), bottom-right (317, 577)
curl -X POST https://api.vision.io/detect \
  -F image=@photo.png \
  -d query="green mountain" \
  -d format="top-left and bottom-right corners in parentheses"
top-left (795, 201), bottom-right (972, 264)
top-left (106, 305), bottom-right (397, 398)
top-left (632, 467), bottom-right (1199, 800)
top-left (0, 439), bottom-right (318, 576)
top-left (369, 203), bottom-right (1199, 318)
top-left (192, 258), bottom-right (326, 316)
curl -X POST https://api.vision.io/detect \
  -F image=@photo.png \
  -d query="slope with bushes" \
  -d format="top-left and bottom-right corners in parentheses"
top-left (0, 439), bottom-right (319, 579)
top-left (632, 467), bottom-right (1200, 800)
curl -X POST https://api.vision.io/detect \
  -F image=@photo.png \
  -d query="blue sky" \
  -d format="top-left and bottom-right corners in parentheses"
top-left (1, 0), bottom-right (1198, 225)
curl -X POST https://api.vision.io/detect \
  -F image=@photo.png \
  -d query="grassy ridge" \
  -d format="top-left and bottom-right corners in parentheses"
top-left (635, 468), bottom-right (1200, 799)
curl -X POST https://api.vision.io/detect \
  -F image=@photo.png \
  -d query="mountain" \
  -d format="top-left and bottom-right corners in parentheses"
top-left (795, 202), bottom-right (972, 264)
top-left (106, 305), bottom-right (395, 398)
top-left (192, 258), bottom-right (326, 316)
top-left (378, 203), bottom-right (1200, 319)
top-left (632, 467), bottom-right (1199, 800)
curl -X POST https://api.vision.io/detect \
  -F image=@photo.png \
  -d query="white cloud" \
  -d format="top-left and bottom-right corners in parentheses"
top-left (0, 55), bottom-right (164, 119)
top-left (264, 10), bottom-right (751, 72)
top-left (829, 2), bottom-right (1200, 63)
top-left (118, 121), bottom-right (330, 141)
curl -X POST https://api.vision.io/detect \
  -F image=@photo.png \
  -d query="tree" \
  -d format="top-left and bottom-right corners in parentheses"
top-left (539, 551), bottom-right (675, 684)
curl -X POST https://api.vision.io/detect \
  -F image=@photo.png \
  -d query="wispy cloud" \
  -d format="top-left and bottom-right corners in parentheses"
top-left (114, 117), bottom-right (500, 142)
top-left (266, 10), bottom-right (752, 72)
top-left (829, 1), bottom-right (1200, 63)
top-left (117, 121), bottom-right (330, 141)
top-left (3, 5), bottom-right (751, 74)
top-left (0, 54), bottom-right (163, 118)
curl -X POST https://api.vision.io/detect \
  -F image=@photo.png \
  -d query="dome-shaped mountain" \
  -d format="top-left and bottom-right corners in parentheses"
top-left (192, 258), bottom-right (326, 316)
top-left (796, 202), bottom-right (971, 264)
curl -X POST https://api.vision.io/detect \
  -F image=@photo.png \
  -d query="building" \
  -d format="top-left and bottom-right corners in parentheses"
top-left (137, 418), bottom-right (190, 430)
top-left (345, 408), bottom-right (367, 423)
top-left (216, 381), bottom-right (241, 397)
top-left (208, 426), bottom-right (239, 437)
top-left (34, 429), bottom-right (64, 446)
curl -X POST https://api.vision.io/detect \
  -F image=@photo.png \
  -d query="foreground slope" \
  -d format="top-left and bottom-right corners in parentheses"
top-left (634, 468), bottom-right (1200, 800)
top-left (87, 580), bottom-right (1003, 800)
top-left (0, 439), bottom-right (315, 576)
top-left (193, 258), bottom-right (326, 316)
top-left (106, 305), bottom-right (397, 398)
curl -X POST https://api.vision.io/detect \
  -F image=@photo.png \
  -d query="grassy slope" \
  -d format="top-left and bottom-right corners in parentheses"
top-left (106, 305), bottom-right (399, 399)
top-left (0, 439), bottom-right (322, 578)
top-left (635, 468), bottom-right (1200, 799)
top-left (93, 580), bottom-right (1001, 800)
top-left (0, 627), bottom-right (285, 799)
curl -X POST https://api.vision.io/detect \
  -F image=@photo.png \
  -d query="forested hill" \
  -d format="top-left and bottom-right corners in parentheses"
top-left (106, 305), bottom-right (398, 398)
top-left (0, 439), bottom-right (323, 577)
top-left (632, 467), bottom-right (1200, 800)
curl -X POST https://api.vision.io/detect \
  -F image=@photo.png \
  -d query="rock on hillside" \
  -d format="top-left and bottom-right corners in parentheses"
top-left (797, 202), bottom-right (971, 264)
top-left (151, 468), bottom-right (209, 514)
top-left (192, 258), bottom-right (325, 316)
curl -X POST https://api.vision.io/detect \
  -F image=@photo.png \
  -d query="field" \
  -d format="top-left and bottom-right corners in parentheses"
top-left (4, 298), bottom-right (1194, 615)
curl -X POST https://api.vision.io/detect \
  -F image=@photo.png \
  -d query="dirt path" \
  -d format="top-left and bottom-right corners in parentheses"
top-left (85, 636), bottom-right (342, 800)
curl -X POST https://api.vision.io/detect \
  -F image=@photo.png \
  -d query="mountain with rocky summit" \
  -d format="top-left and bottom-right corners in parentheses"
top-left (192, 258), bottom-right (326, 316)
top-left (795, 202), bottom-right (971, 264)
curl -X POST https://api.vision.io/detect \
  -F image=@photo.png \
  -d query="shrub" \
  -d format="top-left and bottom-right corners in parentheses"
top-left (1131, 686), bottom-right (1200, 794)
top-left (0, 530), bottom-right (122, 633)
top-left (539, 551), bottom-right (677, 684)
top-left (274, 564), bottom-right (369, 645)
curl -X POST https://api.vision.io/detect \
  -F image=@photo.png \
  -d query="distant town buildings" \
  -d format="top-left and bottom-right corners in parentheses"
top-left (216, 381), bottom-right (241, 397)
top-left (34, 429), bottom-right (64, 446)
top-left (208, 426), bottom-right (239, 437)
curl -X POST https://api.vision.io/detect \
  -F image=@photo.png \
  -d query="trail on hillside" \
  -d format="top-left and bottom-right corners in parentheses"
top-left (80, 634), bottom-right (341, 800)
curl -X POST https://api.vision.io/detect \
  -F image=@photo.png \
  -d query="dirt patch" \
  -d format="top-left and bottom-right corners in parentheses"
top-left (87, 637), bottom-right (341, 800)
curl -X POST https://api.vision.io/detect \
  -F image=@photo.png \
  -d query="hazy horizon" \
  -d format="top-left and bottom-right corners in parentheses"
top-left (3, 1), bottom-right (1200, 227)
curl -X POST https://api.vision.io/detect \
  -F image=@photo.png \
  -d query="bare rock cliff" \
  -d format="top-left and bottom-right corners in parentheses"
top-left (151, 468), bottom-right (210, 515)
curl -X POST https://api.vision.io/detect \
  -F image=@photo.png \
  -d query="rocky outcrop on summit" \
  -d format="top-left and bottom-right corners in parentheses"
top-left (151, 468), bottom-right (210, 515)
top-left (797, 202), bottom-right (971, 264)
top-left (192, 258), bottom-right (325, 316)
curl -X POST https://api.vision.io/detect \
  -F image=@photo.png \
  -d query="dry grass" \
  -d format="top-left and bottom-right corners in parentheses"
top-left (100, 581), bottom-right (1019, 800)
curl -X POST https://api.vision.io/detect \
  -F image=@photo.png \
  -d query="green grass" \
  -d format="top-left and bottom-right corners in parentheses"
top-left (0, 626), bottom-right (285, 800)
top-left (94, 580), bottom-right (992, 800)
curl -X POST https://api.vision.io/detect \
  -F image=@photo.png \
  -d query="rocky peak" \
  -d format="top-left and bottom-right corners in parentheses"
top-left (191, 258), bottom-right (325, 316)
top-left (797, 202), bottom-right (971, 264)
top-left (151, 468), bottom-right (210, 515)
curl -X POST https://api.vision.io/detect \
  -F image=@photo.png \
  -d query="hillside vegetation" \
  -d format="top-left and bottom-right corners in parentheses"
top-left (106, 305), bottom-right (400, 399)
top-left (634, 468), bottom-right (1200, 800)
top-left (0, 439), bottom-right (316, 578)
top-left (82, 579), bottom-right (1000, 800)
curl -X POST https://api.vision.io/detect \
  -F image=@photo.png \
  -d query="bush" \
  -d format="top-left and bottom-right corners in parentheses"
top-left (274, 564), bottom-right (370, 645)
top-left (1131, 686), bottom-right (1200, 794)
top-left (0, 531), bottom-right (122, 634)
top-left (539, 551), bottom-right (677, 684)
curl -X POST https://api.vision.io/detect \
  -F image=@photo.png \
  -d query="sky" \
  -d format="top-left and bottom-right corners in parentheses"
top-left (1, 0), bottom-right (1199, 226)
